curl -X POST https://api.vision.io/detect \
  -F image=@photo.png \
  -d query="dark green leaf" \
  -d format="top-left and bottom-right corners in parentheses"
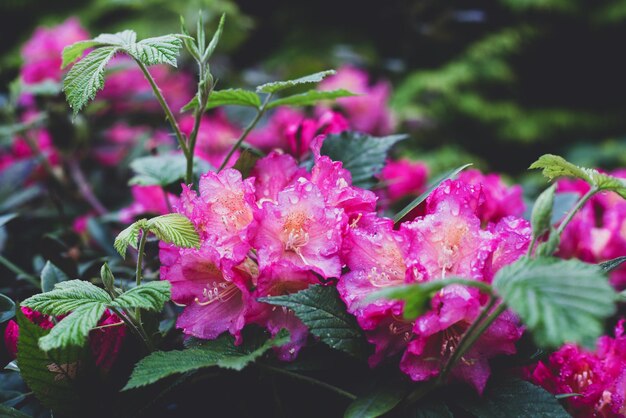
top-left (267, 89), bottom-right (356, 109)
top-left (129, 154), bottom-right (188, 186)
top-left (394, 164), bottom-right (473, 223)
top-left (344, 381), bottom-right (408, 418)
top-left (256, 70), bottom-right (336, 94)
top-left (493, 257), bottom-right (616, 348)
top-left (38, 302), bottom-right (106, 350)
top-left (123, 328), bottom-right (289, 390)
top-left (40, 261), bottom-right (69, 293)
top-left (320, 131), bottom-right (407, 189)
top-left (260, 285), bottom-right (370, 359)
top-left (233, 149), bottom-right (260, 178)
top-left (411, 401), bottom-right (453, 418)
top-left (457, 377), bottom-right (569, 418)
top-left (600, 256), bottom-right (626, 273)
top-left (0, 405), bottom-right (32, 418)
top-left (0, 293), bottom-right (15, 323)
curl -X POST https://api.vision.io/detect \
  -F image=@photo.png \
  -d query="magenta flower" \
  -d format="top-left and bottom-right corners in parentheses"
top-left (119, 185), bottom-right (177, 223)
top-left (251, 151), bottom-right (307, 202)
top-left (253, 178), bottom-right (346, 278)
top-left (317, 65), bottom-right (395, 135)
top-left (180, 112), bottom-right (241, 169)
top-left (484, 216), bottom-right (532, 283)
top-left (20, 17), bottom-right (89, 85)
top-left (160, 242), bottom-right (252, 342)
top-left (378, 158), bottom-right (429, 204)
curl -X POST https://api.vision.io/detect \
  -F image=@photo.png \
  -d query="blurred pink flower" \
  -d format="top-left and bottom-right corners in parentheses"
top-left (119, 185), bottom-right (177, 223)
top-left (180, 112), bottom-right (241, 169)
top-left (378, 158), bottom-right (429, 204)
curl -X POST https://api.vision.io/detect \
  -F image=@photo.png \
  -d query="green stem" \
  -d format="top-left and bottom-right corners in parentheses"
top-left (134, 230), bottom-right (148, 326)
top-left (185, 62), bottom-right (209, 184)
top-left (109, 306), bottom-right (154, 352)
top-left (133, 58), bottom-right (188, 157)
top-left (527, 235), bottom-right (538, 258)
top-left (257, 363), bottom-right (357, 401)
top-left (556, 186), bottom-right (598, 236)
top-left (218, 93), bottom-right (273, 172)
top-left (0, 255), bottom-right (40, 288)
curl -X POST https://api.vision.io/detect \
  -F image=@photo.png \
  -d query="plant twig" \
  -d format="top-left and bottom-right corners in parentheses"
top-left (556, 186), bottom-right (598, 236)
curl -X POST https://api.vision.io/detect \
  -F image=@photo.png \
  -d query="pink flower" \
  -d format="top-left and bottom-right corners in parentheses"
top-left (378, 159), bottom-right (429, 203)
top-left (484, 216), bottom-right (532, 283)
top-left (317, 65), bottom-right (395, 135)
top-left (20, 17), bottom-right (89, 84)
top-left (458, 169), bottom-right (525, 224)
top-left (251, 151), bottom-right (307, 202)
top-left (180, 112), bottom-right (241, 169)
top-left (93, 123), bottom-right (167, 166)
top-left (119, 185), bottom-right (177, 223)
top-left (253, 178), bottom-right (346, 278)
top-left (4, 307), bottom-right (54, 358)
top-left (160, 242), bottom-right (251, 342)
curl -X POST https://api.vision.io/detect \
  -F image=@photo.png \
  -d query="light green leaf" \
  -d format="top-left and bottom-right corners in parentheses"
top-left (344, 381), bottom-right (408, 418)
top-left (394, 163), bottom-right (472, 224)
top-left (63, 46), bottom-right (119, 114)
top-left (530, 154), bottom-right (626, 198)
top-left (535, 227), bottom-right (561, 257)
top-left (204, 13), bottom-right (225, 60)
top-left (41, 261), bottom-right (69, 293)
top-left (129, 154), bottom-right (188, 186)
top-left (146, 213), bottom-right (200, 249)
top-left (256, 70), bottom-right (336, 94)
top-left (38, 302), bottom-right (106, 351)
top-left (260, 285), bottom-right (370, 359)
top-left (0, 292), bottom-right (15, 323)
top-left (127, 35), bottom-right (184, 67)
top-left (457, 377), bottom-right (569, 418)
top-left (114, 222), bottom-right (142, 258)
top-left (531, 184), bottom-right (556, 238)
top-left (493, 257), bottom-right (616, 348)
top-left (206, 88), bottom-right (262, 109)
top-left (110, 281), bottom-right (171, 312)
top-left (267, 89), bottom-right (357, 109)
top-left (21, 280), bottom-right (112, 316)
top-left (100, 263), bottom-right (116, 294)
top-left (61, 40), bottom-right (102, 68)
top-left (319, 132), bottom-right (407, 189)
top-left (123, 328), bottom-right (289, 390)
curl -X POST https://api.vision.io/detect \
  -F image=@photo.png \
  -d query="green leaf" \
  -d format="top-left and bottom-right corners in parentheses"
top-left (127, 35), bottom-right (183, 67)
top-left (411, 401), bottom-right (453, 418)
top-left (63, 46), bottom-right (119, 114)
top-left (256, 70), bottom-right (336, 94)
top-left (319, 131), bottom-right (407, 189)
top-left (129, 154), bottom-right (188, 186)
top-left (344, 381), bottom-right (408, 418)
top-left (146, 213), bottom-right (200, 249)
top-left (206, 88), bottom-right (262, 109)
top-left (530, 154), bottom-right (626, 198)
top-left (61, 40), bottom-right (102, 68)
top-left (0, 405), bottom-right (32, 418)
top-left (457, 377), bottom-right (569, 418)
top-left (16, 307), bottom-right (86, 416)
top-left (531, 184), bottom-right (556, 238)
top-left (535, 228), bottom-right (561, 257)
top-left (100, 263), bottom-right (116, 294)
top-left (123, 328), bottom-right (289, 390)
top-left (260, 285), bottom-right (370, 359)
top-left (38, 302), bottom-right (106, 351)
top-left (114, 222), bottom-right (142, 258)
top-left (110, 281), bottom-right (171, 312)
top-left (493, 257), bottom-right (616, 348)
top-left (40, 261), bottom-right (69, 293)
top-left (21, 280), bottom-right (112, 316)
top-left (394, 164), bottom-right (473, 224)
top-left (267, 89), bottom-right (357, 109)
top-left (204, 13), bottom-right (225, 60)
top-left (233, 149), bottom-right (260, 179)
top-left (600, 256), bottom-right (626, 273)
top-left (0, 293), bottom-right (15, 323)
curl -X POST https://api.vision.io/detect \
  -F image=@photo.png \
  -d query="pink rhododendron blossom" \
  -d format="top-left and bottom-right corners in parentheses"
top-left (378, 158), bottom-right (429, 203)
top-left (484, 216), bottom-right (532, 282)
top-left (180, 112), bottom-right (241, 168)
top-left (20, 17), bottom-right (89, 84)
top-left (318, 65), bottom-right (395, 135)
top-left (4, 307), bottom-right (54, 358)
top-left (160, 242), bottom-right (251, 342)
top-left (119, 185), bottom-right (177, 223)
top-left (251, 151), bottom-right (307, 202)
top-left (253, 178), bottom-right (346, 278)
top-left (531, 320), bottom-right (626, 417)
top-left (458, 169), bottom-right (525, 224)
top-left (93, 123), bottom-right (168, 166)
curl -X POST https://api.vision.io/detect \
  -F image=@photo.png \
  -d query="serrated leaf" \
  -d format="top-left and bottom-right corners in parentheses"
top-left (123, 328), bottom-right (289, 390)
top-left (93, 29), bottom-right (137, 46)
top-left (530, 154), bottom-right (626, 198)
top-left (63, 46), bottom-right (119, 114)
top-left (114, 222), bottom-right (141, 258)
top-left (394, 164), bottom-right (472, 224)
top-left (0, 292), bottom-right (15, 323)
top-left (260, 285), bottom-right (370, 359)
top-left (204, 13), bottom-right (225, 60)
top-left (531, 184), bottom-right (556, 238)
top-left (21, 280), bottom-right (112, 316)
top-left (206, 88), bottom-right (262, 109)
top-left (267, 89), bottom-right (357, 109)
top-left (344, 381), bottom-right (408, 418)
top-left (493, 257), bottom-right (616, 348)
top-left (16, 307), bottom-right (87, 416)
top-left (127, 35), bottom-right (183, 67)
top-left (41, 261), bottom-right (69, 293)
top-left (146, 213), bottom-right (200, 249)
top-left (256, 70), bottom-right (336, 94)
top-left (457, 377), bottom-right (569, 418)
top-left (110, 281), bottom-right (171, 312)
top-left (61, 40), bottom-right (102, 68)
top-left (129, 154), bottom-right (188, 186)
top-left (600, 256), bottom-right (626, 273)
top-left (320, 132), bottom-right (407, 189)
top-left (38, 302), bottom-right (106, 351)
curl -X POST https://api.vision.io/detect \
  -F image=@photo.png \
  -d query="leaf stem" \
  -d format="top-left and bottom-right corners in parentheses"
top-left (218, 93), bottom-right (272, 172)
top-left (133, 58), bottom-right (188, 157)
top-left (109, 306), bottom-right (154, 352)
top-left (257, 363), bottom-right (357, 400)
top-left (0, 255), bottom-right (40, 288)
top-left (556, 186), bottom-right (598, 236)
top-left (134, 230), bottom-right (148, 329)
top-left (185, 62), bottom-right (210, 184)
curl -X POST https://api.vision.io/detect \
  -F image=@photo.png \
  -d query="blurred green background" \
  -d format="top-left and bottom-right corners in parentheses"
top-left (2, 0), bottom-right (626, 176)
